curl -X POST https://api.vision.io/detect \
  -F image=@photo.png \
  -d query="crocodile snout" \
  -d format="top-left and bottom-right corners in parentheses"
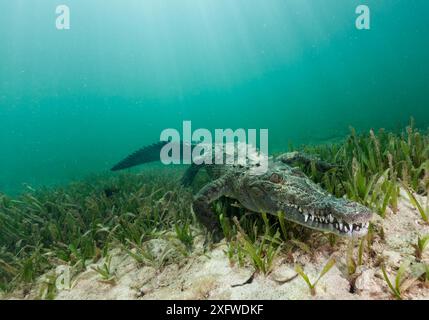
top-left (282, 197), bottom-right (373, 237)
top-left (327, 198), bottom-right (373, 236)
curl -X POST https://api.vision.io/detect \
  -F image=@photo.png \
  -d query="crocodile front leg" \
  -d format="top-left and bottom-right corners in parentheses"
top-left (276, 151), bottom-right (337, 172)
top-left (193, 176), bottom-right (230, 238)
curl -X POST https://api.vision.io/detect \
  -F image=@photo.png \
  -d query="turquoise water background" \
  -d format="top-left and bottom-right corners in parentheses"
top-left (1, 1), bottom-right (428, 194)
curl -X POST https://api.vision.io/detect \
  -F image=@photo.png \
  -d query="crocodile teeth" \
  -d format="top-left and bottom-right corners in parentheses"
top-left (300, 209), bottom-right (369, 234)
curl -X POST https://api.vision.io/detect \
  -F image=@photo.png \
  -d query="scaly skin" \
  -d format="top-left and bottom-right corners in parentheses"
top-left (112, 142), bottom-right (372, 238)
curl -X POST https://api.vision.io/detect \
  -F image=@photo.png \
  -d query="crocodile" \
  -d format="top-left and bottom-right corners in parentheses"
top-left (111, 141), bottom-right (372, 238)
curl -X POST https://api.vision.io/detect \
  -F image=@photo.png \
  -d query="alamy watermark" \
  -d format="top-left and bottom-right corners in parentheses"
top-left (55, 4), bottom-right (371, 31)
top-left (356, 5), bottom-right (371, 30)
top-left (160, 121), bottom-right (269, 175)
top-left (56, 5), bottom-right (70, 30)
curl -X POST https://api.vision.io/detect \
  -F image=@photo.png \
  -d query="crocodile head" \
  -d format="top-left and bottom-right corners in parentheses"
top-left (241, 163), bottom-right (372, 237)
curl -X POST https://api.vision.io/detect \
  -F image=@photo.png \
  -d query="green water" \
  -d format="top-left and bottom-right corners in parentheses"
top-left (1, 0), bottom-right (428, 194)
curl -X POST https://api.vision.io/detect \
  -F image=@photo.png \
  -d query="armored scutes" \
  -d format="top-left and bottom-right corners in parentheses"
top-left (111, 142), bottom-right (372, 238)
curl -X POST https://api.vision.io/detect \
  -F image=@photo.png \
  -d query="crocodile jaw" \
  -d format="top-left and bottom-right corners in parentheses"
top-left (283, 199), bottom-right (372, 237)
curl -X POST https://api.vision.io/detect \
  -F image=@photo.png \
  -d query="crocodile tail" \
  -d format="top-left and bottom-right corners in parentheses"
top-left (111, 141), bottom-right (171, 171)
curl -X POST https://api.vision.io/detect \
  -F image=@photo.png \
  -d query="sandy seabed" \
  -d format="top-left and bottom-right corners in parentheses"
top-left (3, 189), bottom-right (429, 300)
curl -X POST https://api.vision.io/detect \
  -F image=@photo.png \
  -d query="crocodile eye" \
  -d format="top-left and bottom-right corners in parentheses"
top-left (269, 173), bottom-right (283, 184)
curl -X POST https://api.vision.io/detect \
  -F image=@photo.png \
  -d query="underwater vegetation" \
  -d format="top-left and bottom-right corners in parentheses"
top-left (295, 258), bottom-right (336, 296)
top-left (295, 118), bottom-right (429, 217)
top-left (0, 120), bottom-right (428, 298)
top-left (0, 170), bottom-right (194, 293)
